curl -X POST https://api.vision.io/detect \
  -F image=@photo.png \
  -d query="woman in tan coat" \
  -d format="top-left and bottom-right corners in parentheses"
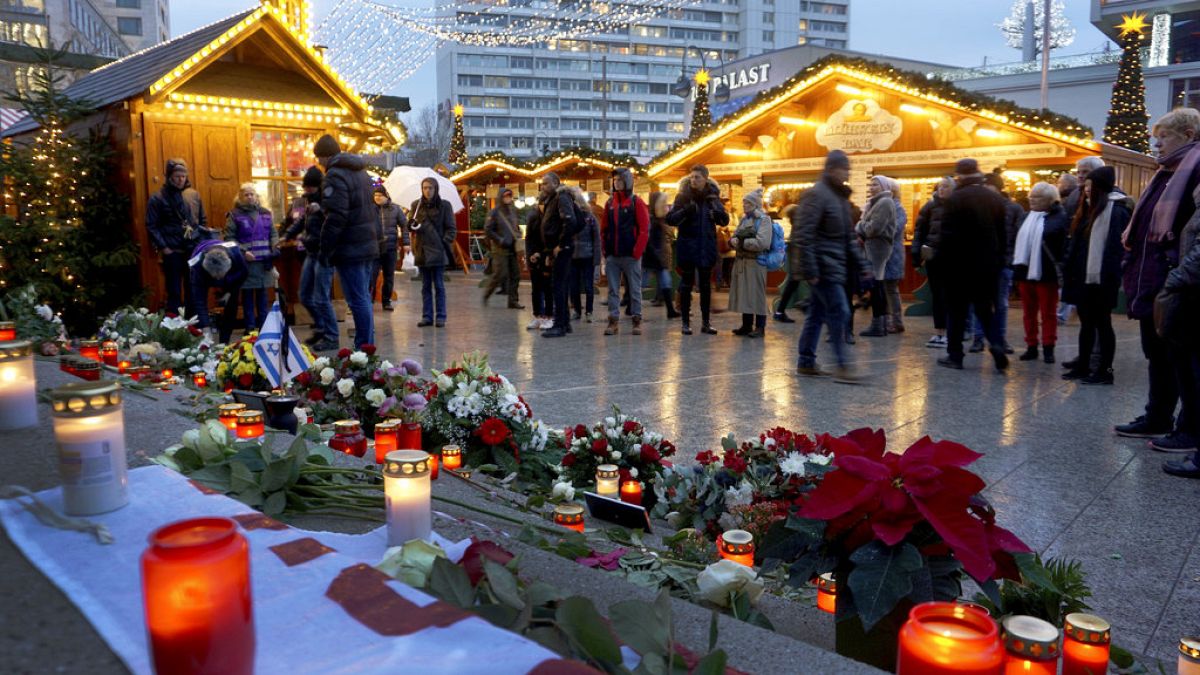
top-left (728, 188), bottom-right (774, 338)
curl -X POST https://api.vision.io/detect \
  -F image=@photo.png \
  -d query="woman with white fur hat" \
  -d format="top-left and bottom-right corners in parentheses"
top-left (728, 188), bottom-right (774, 337)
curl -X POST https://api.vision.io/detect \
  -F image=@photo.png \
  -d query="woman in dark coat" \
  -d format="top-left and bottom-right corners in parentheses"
top-left (408, 177), bottom-right (457, 327)
top-left (1061, 167), bottom-right (1129, 385)
top-left (1012, 182), bottom-right (1069, 364)
top-left (644, 191), bottom-right (679, 320)
top-left (665, 165), bottom-right (729, 335)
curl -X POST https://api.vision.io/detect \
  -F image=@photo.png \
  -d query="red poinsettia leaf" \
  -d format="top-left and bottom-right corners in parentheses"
top-left (819, 433), bottom-right (869, 458)
top-left (843, 427), bottom-right (887, 457)
top-left (986, 522), bottom-right (1031, 554)
top-left (799, 470), bottom-right (879, 520)
top-left (836, 455), bottom-right (893, 482)
top-left (912, 494), bottom-right (995, 581)
top-left (915, 439), bottom-right (983, 469)
top-left (878, 485), bottom-right (911, 514)
top-left (871, 511), bottom-right (923, 546)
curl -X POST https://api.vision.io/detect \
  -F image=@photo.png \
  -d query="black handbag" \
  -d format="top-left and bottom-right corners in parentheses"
top-left (1154, 286), bottom-right (1198, 344)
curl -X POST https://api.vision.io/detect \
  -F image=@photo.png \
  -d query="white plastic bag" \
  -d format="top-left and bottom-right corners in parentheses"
top-left (401, 250), bottom-right (417, 272)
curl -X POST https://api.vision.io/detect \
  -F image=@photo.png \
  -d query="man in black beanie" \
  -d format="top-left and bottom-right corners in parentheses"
top-left (314, 134), bottom-right (377, 349)
top-left (284, 165), bottom-right (339, 349)
top-left (372, 185), bottom-right (407, 312)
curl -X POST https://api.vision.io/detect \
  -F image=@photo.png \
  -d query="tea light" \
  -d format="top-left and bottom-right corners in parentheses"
top-left (127, 365), bottom-right (152, 381)
top-left (554, 503), bottom-right (585, 532)
top-left (718, 529), bottom-right (755, 567)
top-left (161, 368), bottom-right (174, 380)
top-left (815, 572), bottom-right (836, 614)
top-left (373, 420), bottom-right (400, 464)
top-left (218, 403), bottom-right (247, 433)
top-left (141, 517), bottom-right (255, 675)
top-left (383, 450), bottom-right (432, 546)
top-left (192, 372), bottom-right (208, 388)
top-left (100, 341), bottom-right (119, 367)
top-left (1062, 613), bottom-right (1110, 675)
top-left (0, 340), bottom-right (38, 430)
top-left (49, 381), bottom-right (128, 515)
top-left (0, 321), bottom-right (15, 340)
top-left (78, 339), bottom-right (101, 361)
top-left (1001, 615), bottom-right (1059, 675)
top-left (896, 601), bottom-right (1005, 675)
top-left (619, 480), bottom-right (643, 505)
top-left (235, 411), bottom-right (264, 441)
top-left (329, 420), bottom-right (367, 457)
top-left (442, 444), bottom-right (463, 471)
top-left (118, 360), bottom-right (132, 374)
top-left (1178, 637), bottom-right (1200, 675)
top-left (595, 464), bottom-right (619, 498)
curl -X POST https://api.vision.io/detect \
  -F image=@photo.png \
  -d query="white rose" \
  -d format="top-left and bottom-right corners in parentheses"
top-left (697, 560), bottom-right (764, 608)
top-left (437, 374), bottom-right (454, 391)
top-left (293, 406), bottom-right (309, 422)
top-left (805, 453), bottom-right (832, 466)
top-left (610, 451), bottom-right (621, 461)
top-left (381, 360), bottom-right (394, 371)
top-left (365, 388), bottom-right (386, 406)
top-left (629, 467), bottom-right (638, 478)
top-left (314, 356), bottom-right (330, 369)
top-left (482, 385), bottom-right (492, 395)
top-left (551, 482), bottom-right (576, 501)
top-left (350, 351), bottom-right (368, 366)
top-left (336, 378), bottom-right (355, 397)
top-left (605, 416), bottom-right (616, 427)
top-left (181, 428), bottom-right (200, 449)
top-left (320, 367), bottom-right (335, 385)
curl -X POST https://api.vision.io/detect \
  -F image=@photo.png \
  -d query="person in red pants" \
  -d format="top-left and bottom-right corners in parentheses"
top-left (1012, 182), bottom-right (1069, 363)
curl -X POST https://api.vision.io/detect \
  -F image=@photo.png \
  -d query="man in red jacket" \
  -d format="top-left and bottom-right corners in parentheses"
top-left (603, 168), bottom-right (650, 335)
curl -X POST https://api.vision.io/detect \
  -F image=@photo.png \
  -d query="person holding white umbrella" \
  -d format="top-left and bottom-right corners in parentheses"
top-left (408, 177), bottom-right (457, 327)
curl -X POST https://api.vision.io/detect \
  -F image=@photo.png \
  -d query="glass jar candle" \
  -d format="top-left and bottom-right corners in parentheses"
top-left (383, 450), bottom-right (432, 546)
top-left (373, 420), bottom-right (400, 464)
top-left (441, 444), bottom-right (462, 471)
top-left (329, 420), bottom-right (367, 457)
top-left (118, 360), bottom-right (132, 374)
top-left (595, 464), bottom-right (619, 498)
top-left (815, 572), bottom-right (837, 614)
top-left (428, 452), bottom-right (439, 480)
top-left (0, 340), bottom-right (38, 430)
top-left (235, 411), bottom-right (264, 441)
top-left (1001, 615), bottom-right (1059, 675)
top-left (619, 479), bottom-right (643, 505)
top-left (897, 601), bottom-right (1004, 675)
top-left (78, 339), bottom-right (101, 361)
top-left (127, 365), bottom-right (152, 382)
top-left (398, 421), bottom-right (422, 450)
top-left (718, 529), bottom-right (755, 567)
top-left (141, 517), bottom-right (255, 675)
top-left (217, 403), bottom-right (247, 433)
top-left (74, 359), bottom-right (101, 381)
top-left (192, 372), bottom-right (208, 388)
top-left (161, 368), bottom-right (175, 380)
top-left (100, 341), bottom-right (119, 367)
top-left (1062, 613), bottom-right (1110, 675)
top-left (1179, 637), bottom-right (1200, 675)
top-left (0, 321), bottom-right (15, 340)
top-left (554, 503), bottom-right (585, 532)
top-left (50, 381), bottom-right (129, 516)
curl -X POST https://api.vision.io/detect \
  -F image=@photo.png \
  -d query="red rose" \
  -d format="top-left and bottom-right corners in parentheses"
top-left (487, 375), bottom-right (502, 384)
top-left (561, 453), bottom-right (577, 467)
top-left (474, 417), bottom-right (512, 446)
top-left (337, 348), bottom-right (352, 359)
top-left (622, 420), bottom-right (640, 434)
top-left (590, 438), bottom-right (609, 456)
top-left (295, 371), bottom-right (312, 387)
top-left (188, 326), bottom-right (202, 336)
top-left (723, 453), bottom-right (748, 474)
top-left (658, 440), bottom-right (677, 457)
top-left (426, 385), bottom-right (438, 400)
top-left (238, 373), bottom-right (253, 388)
top-left (574, 424), bottom-right (588, 438)
top-left (362, 344), bottom-right (377, 356)
top-left (639, 444), bottom-right (661, 463)
top-left (460, 538), bottom-right (515, 586)
top-left (443, 367), bottom-right (462, 377)
top-left (696, 450), bottom-right (719, 466)
top-left (308, 388), bottom-right (325, 402)
top-left (618, 468), bottom-right (632, 482)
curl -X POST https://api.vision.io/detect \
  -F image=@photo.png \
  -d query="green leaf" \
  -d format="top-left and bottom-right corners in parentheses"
top-left (428, 557), bottom-right (475, 607)
top-left (1110, 644), bottom-right (1135, 668)
top-left (526, 581), bottom-right (564, 608)
top-left (708, 610), bottom-right (719, 652)
top-left (308, 443), bottom-right (334, 465)
top-left (260, 459), bottom-right (293, 493)
top-left (847, 541), bottom-right (924, 632)
top-left (196, 424), bottom-right (225, 463)
top-left (719, 433), bottom-right (737, 452)
top-left (475, 602), bottom-right (522, 629)
top-left (186, 464), bottom-right (232, 492)
top-left (483, 559), bottom-right (525, 611)
top-left (171, 445), bottom-right (205, 472)
top-left (516, 524), bottom-right (548, 548)
top-left (235, 487), bottom-right (264, 507)
top-left (692, 650), bottom-right (727, 675)
top-left (610, 599), bottom-right (670, 657)
top-left (262, 490), bottom-right (286, 516)
top-left (230, 461), bottom-right (258, 494)
top-left (527, 627), bottom-right (573, 658)
top-left (1014, 552), bottom-right (1060, 594)
top-left (635, 652), bottom-right (668, 675)
top-left (556, 596), bottom-right (623, 669)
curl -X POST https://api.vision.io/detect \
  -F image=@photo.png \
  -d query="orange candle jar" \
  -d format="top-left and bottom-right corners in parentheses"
top-left (329, 420), bottom-right (367, 458)
top-left (442, 445), bottom-right (462, 471)
top-left (554, 503), bottom-right (585, 532)
top-left (235, 411), bottom-right (264, 441)
top-left (428, 452), bottom-right (439, 480)
top-left (192, 372), bottom-right (208, 388)
top-left (161, 368), bottom-right (175, 380)
top-left (118, 360), bottom-right (132, 374)
top-left (141, 517), bottom-right (255, 675)
top-left (218, 403), bottom-right (247, 432)
top-left (78, 339), bottom-right (100, 361)
top-left (100, 341), bottom-right (119, 367)
top-left (0, 321), bottom-right (15, 340)
top-left (718, 529), bottom-right (755, 567)
top-left (1062, 613), bottom-right (1110, 675)
top-left (896, 601), bottom-right (1004, 675)
top-left (398, 422), bottom-right (422, 450)
top-left (1001, 615), bottom-right (1060, 675)
top-left (815, 572), bottom-right (837, 614)
top-left (373, 420), bottom-right (400, 464)
top-left (619, 480), bottom-right (643, 505)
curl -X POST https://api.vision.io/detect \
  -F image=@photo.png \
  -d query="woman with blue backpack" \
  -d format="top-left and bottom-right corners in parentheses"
top-left (855, 175), bottom-right (898, 338)
top-left (728, 188), bottom-right (782, 338)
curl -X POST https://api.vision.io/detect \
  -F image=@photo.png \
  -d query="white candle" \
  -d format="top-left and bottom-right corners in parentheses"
top-left (51, 382), bottom-right (128, 515)
top-left (596, 464), bottom-right (620, 498)
top-left (383, 450), bottom-right (432, 546)
top-left (0, 341), bottom-right (37, 430)
top-left (1180, 638), bottom-right (1200, 675)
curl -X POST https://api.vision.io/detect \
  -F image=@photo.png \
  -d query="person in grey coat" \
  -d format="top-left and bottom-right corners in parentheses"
top-left (855, 175), bottom-right (897, 337)
top-left (569, 187), bottom-right (601, 321)
top-left (482, 188), bottom-right (524, 309)
top-left (1161, 183), bottom-right (1200, 479)
top-left (409, 177), bottom-right (457, 327)
top-left (728, 188), bottom-right (774, 338)
top-left (881, 177), bottom-right (908, 334)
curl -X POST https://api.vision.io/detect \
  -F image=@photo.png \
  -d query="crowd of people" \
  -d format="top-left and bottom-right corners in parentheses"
top-left (145, 110), bottom-right (1200, 480)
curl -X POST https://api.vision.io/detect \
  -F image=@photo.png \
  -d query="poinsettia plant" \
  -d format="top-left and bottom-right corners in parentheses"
top-left (760, 428), bottom-right (1032, 632)
top-left (290, 347), bottom-right (423, 432)
top-left (557, 406), bottom-right (677, 496)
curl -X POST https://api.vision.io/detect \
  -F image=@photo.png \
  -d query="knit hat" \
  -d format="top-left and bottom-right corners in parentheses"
top-left (499, 187), bottom-right (513, 198)
top-left (314, 134), bottom-right (340, 159)
top-left (824, 150), bottom-right (850, 171)
top-left (984, 173), bottom-right (1005, 191)
top-left (373, 184), bottom-right (390, 198)
top-left (302, 165), bottom-right (323, 188)
top-left (165, 158), bottom-right (188, 176)
top-left (954, 158), bottom-right (980, 176)
top-left (201, 246), bottom-right (232, 280)
top-left (1088, 166), bottom-right (1116, 197)
top-left (742, 187), bottom-right (764, 213)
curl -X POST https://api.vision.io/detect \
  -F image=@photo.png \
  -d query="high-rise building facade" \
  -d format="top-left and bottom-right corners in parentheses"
top-left (93, 0), bottom-right (170, 52)
top-left (436, 0), bottom-right (850, 160)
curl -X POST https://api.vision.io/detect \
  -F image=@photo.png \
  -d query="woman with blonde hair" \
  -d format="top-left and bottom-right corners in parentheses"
top-left (1012, 182), bottom-right (1069, 363)
top-left (224, 182), bottom-right (278, 333)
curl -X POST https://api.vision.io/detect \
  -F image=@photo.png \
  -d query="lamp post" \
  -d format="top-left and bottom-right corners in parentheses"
top-left (671, 45), bottom-right (730, 104)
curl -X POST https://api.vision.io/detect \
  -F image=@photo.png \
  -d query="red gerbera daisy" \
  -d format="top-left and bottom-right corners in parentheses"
top-left (474, 417), bottom-right (512, 446)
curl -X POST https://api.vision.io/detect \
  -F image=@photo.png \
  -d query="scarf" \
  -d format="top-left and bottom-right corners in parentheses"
top-left (1086, 197), bottom-right (1118, 284)
top-left (1140, 142), bottom-right (1200, 243)
top-left (1013, 210), bottom-right (1047, 280)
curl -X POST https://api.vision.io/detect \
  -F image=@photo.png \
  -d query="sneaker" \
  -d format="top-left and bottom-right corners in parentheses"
top-left (1114, 416), bottom-right (1173, 438)
top-left (773, 312), bottom-right (795, 324)
top-left (1150, 433), bottom-right (1198, 453)
top-left (937, 356), bottom-right (964, 370)
top-left (1162, 458), bottom-right (1200, 478)
top-left (924, 335), bottom-right (945, 348)
top-left (585, 313), bottom-right (593, 323)
top-left (797, 365), bottom-right (830, 377)
top-left (968, 339), bottom-right (986, 353)
top-left (526, 318), bottom-right (541, 330)
top-left (540, 318), bottom-right (555, 329)
top-left (382, 303), bottom-right (394, 312)
top-left (311, 339), bottom-right (339, 352)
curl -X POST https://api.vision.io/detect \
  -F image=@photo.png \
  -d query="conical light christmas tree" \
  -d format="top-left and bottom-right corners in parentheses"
top-left (1103, 12), bottom-right (1150, 153)
top-left (689, 70), bottom-right (713, 140)
top-left (449, 104), bottom-right (467, 165)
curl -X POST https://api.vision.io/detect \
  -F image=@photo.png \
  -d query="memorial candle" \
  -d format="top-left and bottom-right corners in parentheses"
top-left (373, 420), bottom-right (400, 464)
top-left (217, 403), bottom-right (247, 433)
top-left (141, 517), bottom-right (255, 675)
top-left (554, 503), bottom-right (585, 532)
top-left (100, 341), bottom-right (119, 367)
top-left (1179, 637), bottom-right (1200, 675)
top-left (428, 452), bottom-right (439, 480)
top-left (718, 529), bottom-right (755, 567)
top-left (78, 339), bottom-right (101, 361)
top-left (0, 340), bottom-right (38, 430)
top-left (50, 381), bottom-right (128, 515)
top-left (595, 464), bottom-right (619, 498)
top-left (0, 321), bottom-right (15, 340)
top-left (161, 368), bottom-right (174, 380)
top-left (815, 572), bottom-right (836, 614)
top-left (1062, 613), bottom-right (1110, 675)
top-left (441, 444), bottom-right (462, 471)
top-left (329, 420), bottom-right (367, 457)
top-left (235, 411), bottom-right (264, 441)
top-left (118, 360), bottom-right (131, 374)
top-left (1001, 615), bottom-right (1059, 675)
top-left (896, 601), bottom-right (1004, 675)
top-left (619, 480), bottom-right (643, 505)
top-left (383, 450), bottom-right (432, 546)
top-left (192, 372), bottom-right (208, 388)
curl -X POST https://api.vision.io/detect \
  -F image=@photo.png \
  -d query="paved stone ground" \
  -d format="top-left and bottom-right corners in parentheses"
top-left (362, 274), bottom-right (1198, 664)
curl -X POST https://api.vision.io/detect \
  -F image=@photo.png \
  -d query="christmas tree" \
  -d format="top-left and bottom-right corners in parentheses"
top-left (1103, 12), bottom-right (1150, 153)
top-left (449, 104), bottom-right (467, 165)
top-left (689, 69), bottom-right (713, 139)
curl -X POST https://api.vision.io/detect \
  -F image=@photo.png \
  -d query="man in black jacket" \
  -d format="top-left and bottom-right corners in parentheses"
top-left (482, 188), bottom-right (524, 309)
top-left (284, 165), bottom-right (338, 349)
top-left (372, 185), bottom-right (407, 312)
top-left (146, 158), bottom-right (211, 316)
top-left (314, 134), bottom-right (376, 349)
top-left (938, 158), bottom-right (1010, 371)
top-left (665, 164), bottom-right (728, 335)
top-left (537, 172), bottom-right (581, 338)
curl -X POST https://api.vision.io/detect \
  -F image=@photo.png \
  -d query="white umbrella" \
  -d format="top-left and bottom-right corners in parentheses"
top-left (383, 166), bottom-right (464, 213)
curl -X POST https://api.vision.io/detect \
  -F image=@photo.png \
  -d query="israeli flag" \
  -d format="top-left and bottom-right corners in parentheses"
top-left (252, 301), bottom-right (311, 388)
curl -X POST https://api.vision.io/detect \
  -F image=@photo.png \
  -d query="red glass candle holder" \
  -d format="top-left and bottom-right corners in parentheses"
top-left (329, 420), bottom-right (367, 457)
top-left (118, 360), bottom-right (131, 374)
top-left (398, 421), bottom-right (422, 450)
top-left (442, 444), bottom-right (462, 471)
top-left (1062, 613), bottom-right (1110, 675)
top-left (0, 321), bottom-right (15, 341)
top-left (554, 503), bottom-right (585, 532)
top-left (74, 360), bottom-right (101, 381)
top-left (101, 341), bottom-right (119, 367)
top-left (161, 368), bottom-right (174, 380)
top-left (619, 480), bottom-right (643, 505)
top-left (192, 372), bottom-right (208, 388)
top-left (235, 411), bottom-right (264, 441)
top-left (718, 529), bottom-right (755, 567)
top-left (78, 340), bottom-right (100, 361)
top-left (127, 365), bottom-right (152, 382)
top-left (1002, 615), bottom-right (1060, 675)
top-left (429, 452), bottom-right (439, 480)
top-left (141, 517), bottom-right (255, 675)
top-left (217, 403), bottom-right (247, 432)
top-left (897, 601), bottom-right (1004, 675)
top-left (815, 572), bottom-right (836, 614)
top-left (373, 420), bottom-right (400, 464)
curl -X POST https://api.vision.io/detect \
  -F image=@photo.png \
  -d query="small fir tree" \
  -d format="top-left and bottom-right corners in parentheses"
top-left (449, 104), bottom-right (467, 165)
top-left (1103, 13), bottom-right (1151, 154)
top-left (690, 69), bottom-right (713, 139)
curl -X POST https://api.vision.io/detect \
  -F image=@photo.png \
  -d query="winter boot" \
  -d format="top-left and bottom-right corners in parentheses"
top-left (632, 315), bottom-right (643, 335)
top-left (1043, 345), bottom-right (1055, 364)
top-left (1019, 346), bottom-right (1039, 361)
top-left (604, 317), bottom-right (619, 336)
top-left (664, 290), bottom-right (680, 319)
top-left (890, 314), bottom-right (905, 333)
top-left (860, 317), bottom-right (888, 337)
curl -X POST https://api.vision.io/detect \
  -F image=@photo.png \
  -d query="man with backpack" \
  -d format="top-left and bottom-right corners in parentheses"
top-left (537, 172), bottom-right (582, 338)
top-left (603, 168), bottom-right (650, 335)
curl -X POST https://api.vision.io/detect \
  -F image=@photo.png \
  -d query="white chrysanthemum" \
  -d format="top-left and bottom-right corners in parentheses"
top-left (481, 385), bottom-right (492, 395)
top-left (336, 378), bottom-right (355, 397)
top-left (313, 356), bottom-right (330, 369)
top-left (724, 480), bottom-right (754, 508)
top-left (805, 453), bottom-right (832, 466)
top-left (349, 351), bottom-right (368, 366)
top-left (320, 367), bottom-right (335, 385)
top-left (604, 416), bottom-right (616, 428)
top-left (779, 452), bottom-right (807, 476)
top-left (365, 388), bottom-right (386, 406)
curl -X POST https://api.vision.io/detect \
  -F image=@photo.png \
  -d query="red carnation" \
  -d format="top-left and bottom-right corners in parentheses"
top-left (696, 450), bottom-right (720, 466)
top-left (487, 375), bottom-right (502, 384)
top-left (295, 371), bottom-right (312, 387)
top-left (618, 468), bottom-right (632, 482)
top-left (308, 388), bottom-right (325, 402)
top-left (337, 348), bottom-right (351, 359)
top-left (574, 424), bottom-right (589, 438)
top-left (590, 438), bottom-right (609, 456)
top-left (460, 538), bottom-right (515, 586)
top-left (362, 344), bottom-right (377, 356)
top-left (561, 452), bottom-right (577, 467)
top-left (443, 367), bottom-right (462, 377)
top-left (238, 373), bottom-right (253, 388)
top-left (188, 326), bottom-right (202, 337)
top-left (639, 444), bottom-right (661, 463)
top-left (474, 417), bottom-right (512, 446)
top-left (622, 420), bottom-right (640, 434)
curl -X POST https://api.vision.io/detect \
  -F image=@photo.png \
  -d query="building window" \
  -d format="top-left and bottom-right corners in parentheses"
top-left (763, 30), bottom-right (774, 42)
top-left (250, 130), bottom-right (318, 224)
top-left (1171, 77), bottom-right (1200, 107)
top-left (798, 19), bottom-right (807, 31)
top-left (116, 0), bottom-right (141, 8)
top-left (116, 17), bottom-right (141, 35)
top-left (763, 12), bottom-right (774, 23)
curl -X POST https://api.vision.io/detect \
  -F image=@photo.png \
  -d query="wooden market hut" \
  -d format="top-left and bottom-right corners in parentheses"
top-left (3, 0), bottom-right (403, 308)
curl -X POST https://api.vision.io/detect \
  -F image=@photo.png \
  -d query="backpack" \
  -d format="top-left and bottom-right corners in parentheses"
top-left (757, 219), bottom-right (787, 270)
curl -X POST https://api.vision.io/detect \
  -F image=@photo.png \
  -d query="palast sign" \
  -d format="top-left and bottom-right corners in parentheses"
top-left (709, 64), bottom-right (771, 95)
top-left (815, 99), bottom-right (903, 154)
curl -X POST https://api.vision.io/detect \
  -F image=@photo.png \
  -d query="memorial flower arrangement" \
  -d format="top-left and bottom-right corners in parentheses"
top-left (556, 407), bottom-right (677, 494)
top-left (213, 331), bottom-right (313, 393)
top-left (98, 305), bottom-right (208, 369)
top-left (653, 427), bottom-right (834, 541)
top-left (290, 347), bottom-right (423, 431)
top-left (0, 284), bottom-right (66, 353)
